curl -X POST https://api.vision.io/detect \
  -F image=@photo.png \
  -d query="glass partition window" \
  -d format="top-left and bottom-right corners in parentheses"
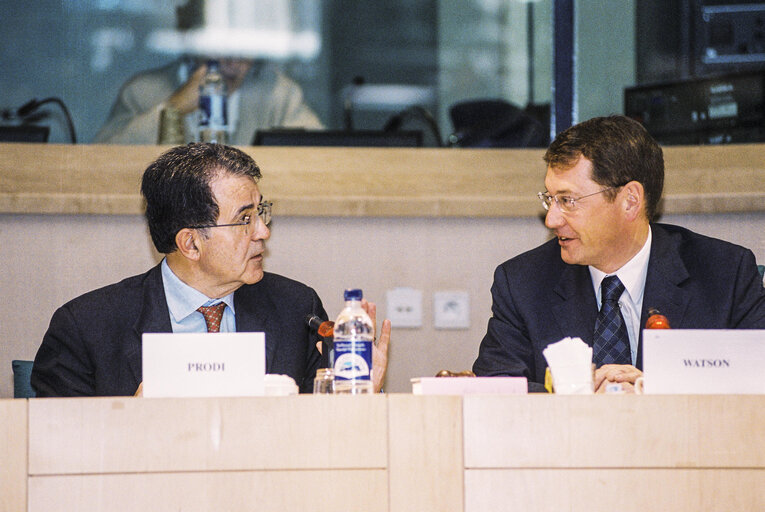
top-left (0, 0), bottom-right (557, 146)
top-left (3, 1), bottom-right (758, 146)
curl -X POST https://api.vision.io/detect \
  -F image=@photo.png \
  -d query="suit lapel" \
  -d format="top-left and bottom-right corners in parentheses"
top-left (124, 264), bottom-right (173, 387)
top-left (122, 267), bottom-right (278, 386)
top-left (551, 264), bottom-right (599, 346)
top-left (637, 224), bottom-right (691, 367)
top-left (234, 281), bottom-right (278, 371)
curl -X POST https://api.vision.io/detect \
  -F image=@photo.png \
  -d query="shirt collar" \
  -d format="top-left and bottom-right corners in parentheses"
top-left (589, 226), bottom-right (652, 305)
top-left (161, 259), bottom-right (235, 323)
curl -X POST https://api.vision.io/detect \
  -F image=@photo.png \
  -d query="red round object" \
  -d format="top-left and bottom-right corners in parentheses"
top-left (646, 314), bottom-right (671, 329)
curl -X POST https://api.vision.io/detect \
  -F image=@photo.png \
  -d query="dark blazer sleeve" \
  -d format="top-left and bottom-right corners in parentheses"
top-left (727, 247), bottom-right (765, 327)
top-left (31, 266), bottom-right (169, 397)
top-left (473, 264), bottom-right (547, 392)
top-left (32, 304), bottom-right (98, 397)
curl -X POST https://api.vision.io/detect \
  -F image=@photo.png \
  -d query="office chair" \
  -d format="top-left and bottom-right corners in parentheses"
top-left (448, 99), bottom-right (548, 148)
top-left (11, 359), bottom-right (35, 398)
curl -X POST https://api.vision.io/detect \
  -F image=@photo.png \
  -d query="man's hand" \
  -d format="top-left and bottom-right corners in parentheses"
top-left (134, 381), bottom-right (143, 397)
top-left (362, 299), bottom-right (391, 393)
top-left (167, 65), bottom-right (208, 114)
top-left (593, 364), bottom-right (642, 393)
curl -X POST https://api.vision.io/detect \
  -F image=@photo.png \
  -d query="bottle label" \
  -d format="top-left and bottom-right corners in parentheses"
top-left (199, 95), bottom-right (227, 129)
top-left (333, 339), bottom-right (372, 382)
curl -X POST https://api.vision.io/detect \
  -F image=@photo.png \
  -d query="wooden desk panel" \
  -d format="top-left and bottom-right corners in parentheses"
top-left (0, 399), bottom-right (27, 512)
top-left (29, 470), bottom-right (387, 512)
top-left (17, 394), bottom-right (765, 511)
top-left (29, 395), bottom-right (387, 474)
top-left (465, 469), bottom-right (765, 512)
top-left (463, 395), bottom-right (765, 469)
top-left (388, 395), bottom-right (464, 512)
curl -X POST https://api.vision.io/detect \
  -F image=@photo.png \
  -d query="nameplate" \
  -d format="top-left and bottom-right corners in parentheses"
top-left (411, 376), bottom-right (527, 395)
top-left (142, 332), bottom-right (265, 398)
top-left (642, 329), bottom-right (765, 394)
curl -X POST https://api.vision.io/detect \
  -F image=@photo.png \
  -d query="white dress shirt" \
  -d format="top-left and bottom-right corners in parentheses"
top-left (588, 227), bottom-right (652, 365)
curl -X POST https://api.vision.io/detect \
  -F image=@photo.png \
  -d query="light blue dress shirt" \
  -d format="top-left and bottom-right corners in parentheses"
top-left (161, 259), bottom-right (236, 333)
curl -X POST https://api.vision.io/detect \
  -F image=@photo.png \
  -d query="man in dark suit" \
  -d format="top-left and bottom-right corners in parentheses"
top-left (32, 143), bottom-right (390, 396)
top-left (473, 115), bottom-right (765, 392)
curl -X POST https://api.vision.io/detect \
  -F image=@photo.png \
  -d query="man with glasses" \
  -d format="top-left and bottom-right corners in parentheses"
top-left (473, 115), bottom-right (765, 392)
top-left (32, 143), bottom-right (390, 396)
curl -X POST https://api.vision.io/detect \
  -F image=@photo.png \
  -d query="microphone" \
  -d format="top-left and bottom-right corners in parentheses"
top-left (305, 314), bottom-right (334, 339)
top-left (17, 99), bottom-right (42, 118)
top-left (645, 307), bottom-right (671, 329)
top-left (306, 314), bottom-right (334, 369)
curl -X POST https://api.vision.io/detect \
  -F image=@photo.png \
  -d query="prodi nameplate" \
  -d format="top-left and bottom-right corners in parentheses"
top-left (142, 332), bottom-right (266, 397)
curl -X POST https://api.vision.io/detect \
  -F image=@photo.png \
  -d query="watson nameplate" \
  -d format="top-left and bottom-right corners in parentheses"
top-left (642, 329), bottom-right (765, 394)
top-left (142, 332), bottom-right (265, 397)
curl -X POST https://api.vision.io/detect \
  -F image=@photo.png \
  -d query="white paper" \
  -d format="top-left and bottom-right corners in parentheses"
top-left (410, 376), bottom-right (527, 395)
top-left (142, 332), bottom-right (266, 398)
top-left (642, 329), bottom-right (765, 394)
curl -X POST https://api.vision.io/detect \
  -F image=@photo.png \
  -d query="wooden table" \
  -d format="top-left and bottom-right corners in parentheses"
top-left (2, 394), bottom-right (762, 511)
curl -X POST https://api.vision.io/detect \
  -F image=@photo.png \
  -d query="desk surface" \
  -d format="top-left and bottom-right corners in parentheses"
top-left (3, 394), bottom-right (763, 512)
top-left (2, 143), bottom-right (765, 217)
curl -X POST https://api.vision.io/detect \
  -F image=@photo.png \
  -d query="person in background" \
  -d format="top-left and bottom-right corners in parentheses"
top-left (94, 57), bottom-right (321, 145)
top-left (32, 143), bottom-right (389, 396)
top-left (94, 0), bottom-right (321, 144)
top-left (473, 115), bottom-right (765, 392)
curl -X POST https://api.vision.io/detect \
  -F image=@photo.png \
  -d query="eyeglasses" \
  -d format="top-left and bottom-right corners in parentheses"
top-left (537, 186), bottom-right (623, 213)
top-left (187, 199), bottom-right (272, 234)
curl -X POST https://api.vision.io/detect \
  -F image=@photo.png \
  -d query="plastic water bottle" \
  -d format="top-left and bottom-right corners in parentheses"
top-left (333, 289), bottom-right (374, 394)
top-left (198, 60), bottom-right (227, 143)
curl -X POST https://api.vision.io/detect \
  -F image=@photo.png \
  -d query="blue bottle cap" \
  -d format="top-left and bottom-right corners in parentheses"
top-left (344, 288), bottom-right (363, 300)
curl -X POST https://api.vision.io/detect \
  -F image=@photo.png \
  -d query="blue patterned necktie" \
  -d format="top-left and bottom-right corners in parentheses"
top-left (592, 275), bottom-right (631, 367)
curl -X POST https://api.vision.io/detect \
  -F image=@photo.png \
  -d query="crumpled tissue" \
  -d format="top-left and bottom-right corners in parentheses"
top-left (542, 337), bottom-right (594, 394)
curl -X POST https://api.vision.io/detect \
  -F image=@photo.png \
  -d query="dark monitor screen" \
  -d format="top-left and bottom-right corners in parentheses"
top-left (253, 129), bottom-right (423, 147)
top-left (0, 125), bottom-right (50, 143)
top-left (625, 71), bottom-right (765, 144)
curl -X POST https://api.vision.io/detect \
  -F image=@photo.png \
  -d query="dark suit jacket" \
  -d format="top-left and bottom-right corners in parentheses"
top-left (473, 223), bottom-right (765, 392)
top-left (31, 265), bottom-right (327, 396)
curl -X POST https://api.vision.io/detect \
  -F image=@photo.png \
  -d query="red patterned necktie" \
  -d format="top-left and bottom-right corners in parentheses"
top-left (197, 303), bottom-right (227, 333)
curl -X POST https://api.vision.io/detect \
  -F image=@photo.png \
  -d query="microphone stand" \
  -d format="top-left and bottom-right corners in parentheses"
top-left (16, 97), bottom-right (77, 144)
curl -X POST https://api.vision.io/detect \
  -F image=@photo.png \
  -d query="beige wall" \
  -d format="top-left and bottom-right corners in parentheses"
top-left (3, 211), bottom-right (765, 398)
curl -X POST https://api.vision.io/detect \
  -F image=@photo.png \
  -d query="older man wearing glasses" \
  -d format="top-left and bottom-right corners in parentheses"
top-left (473, 115), bottom-right (765, 393)
top-left (32, 143), bottom-right (389, 397)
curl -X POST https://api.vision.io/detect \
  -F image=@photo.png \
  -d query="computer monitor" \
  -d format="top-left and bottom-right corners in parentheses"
top-left (625, 71), bottom-right (765, 145)
top-left (253, 129), bottom-right (423, 147)
top-left (0, 125), bottom-right (50, 143)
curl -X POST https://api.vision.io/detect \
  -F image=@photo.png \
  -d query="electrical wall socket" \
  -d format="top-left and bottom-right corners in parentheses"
top-left (386, 287), bottom-right (423, 328)
top-left (433, 290), bottom-right (470, 329)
